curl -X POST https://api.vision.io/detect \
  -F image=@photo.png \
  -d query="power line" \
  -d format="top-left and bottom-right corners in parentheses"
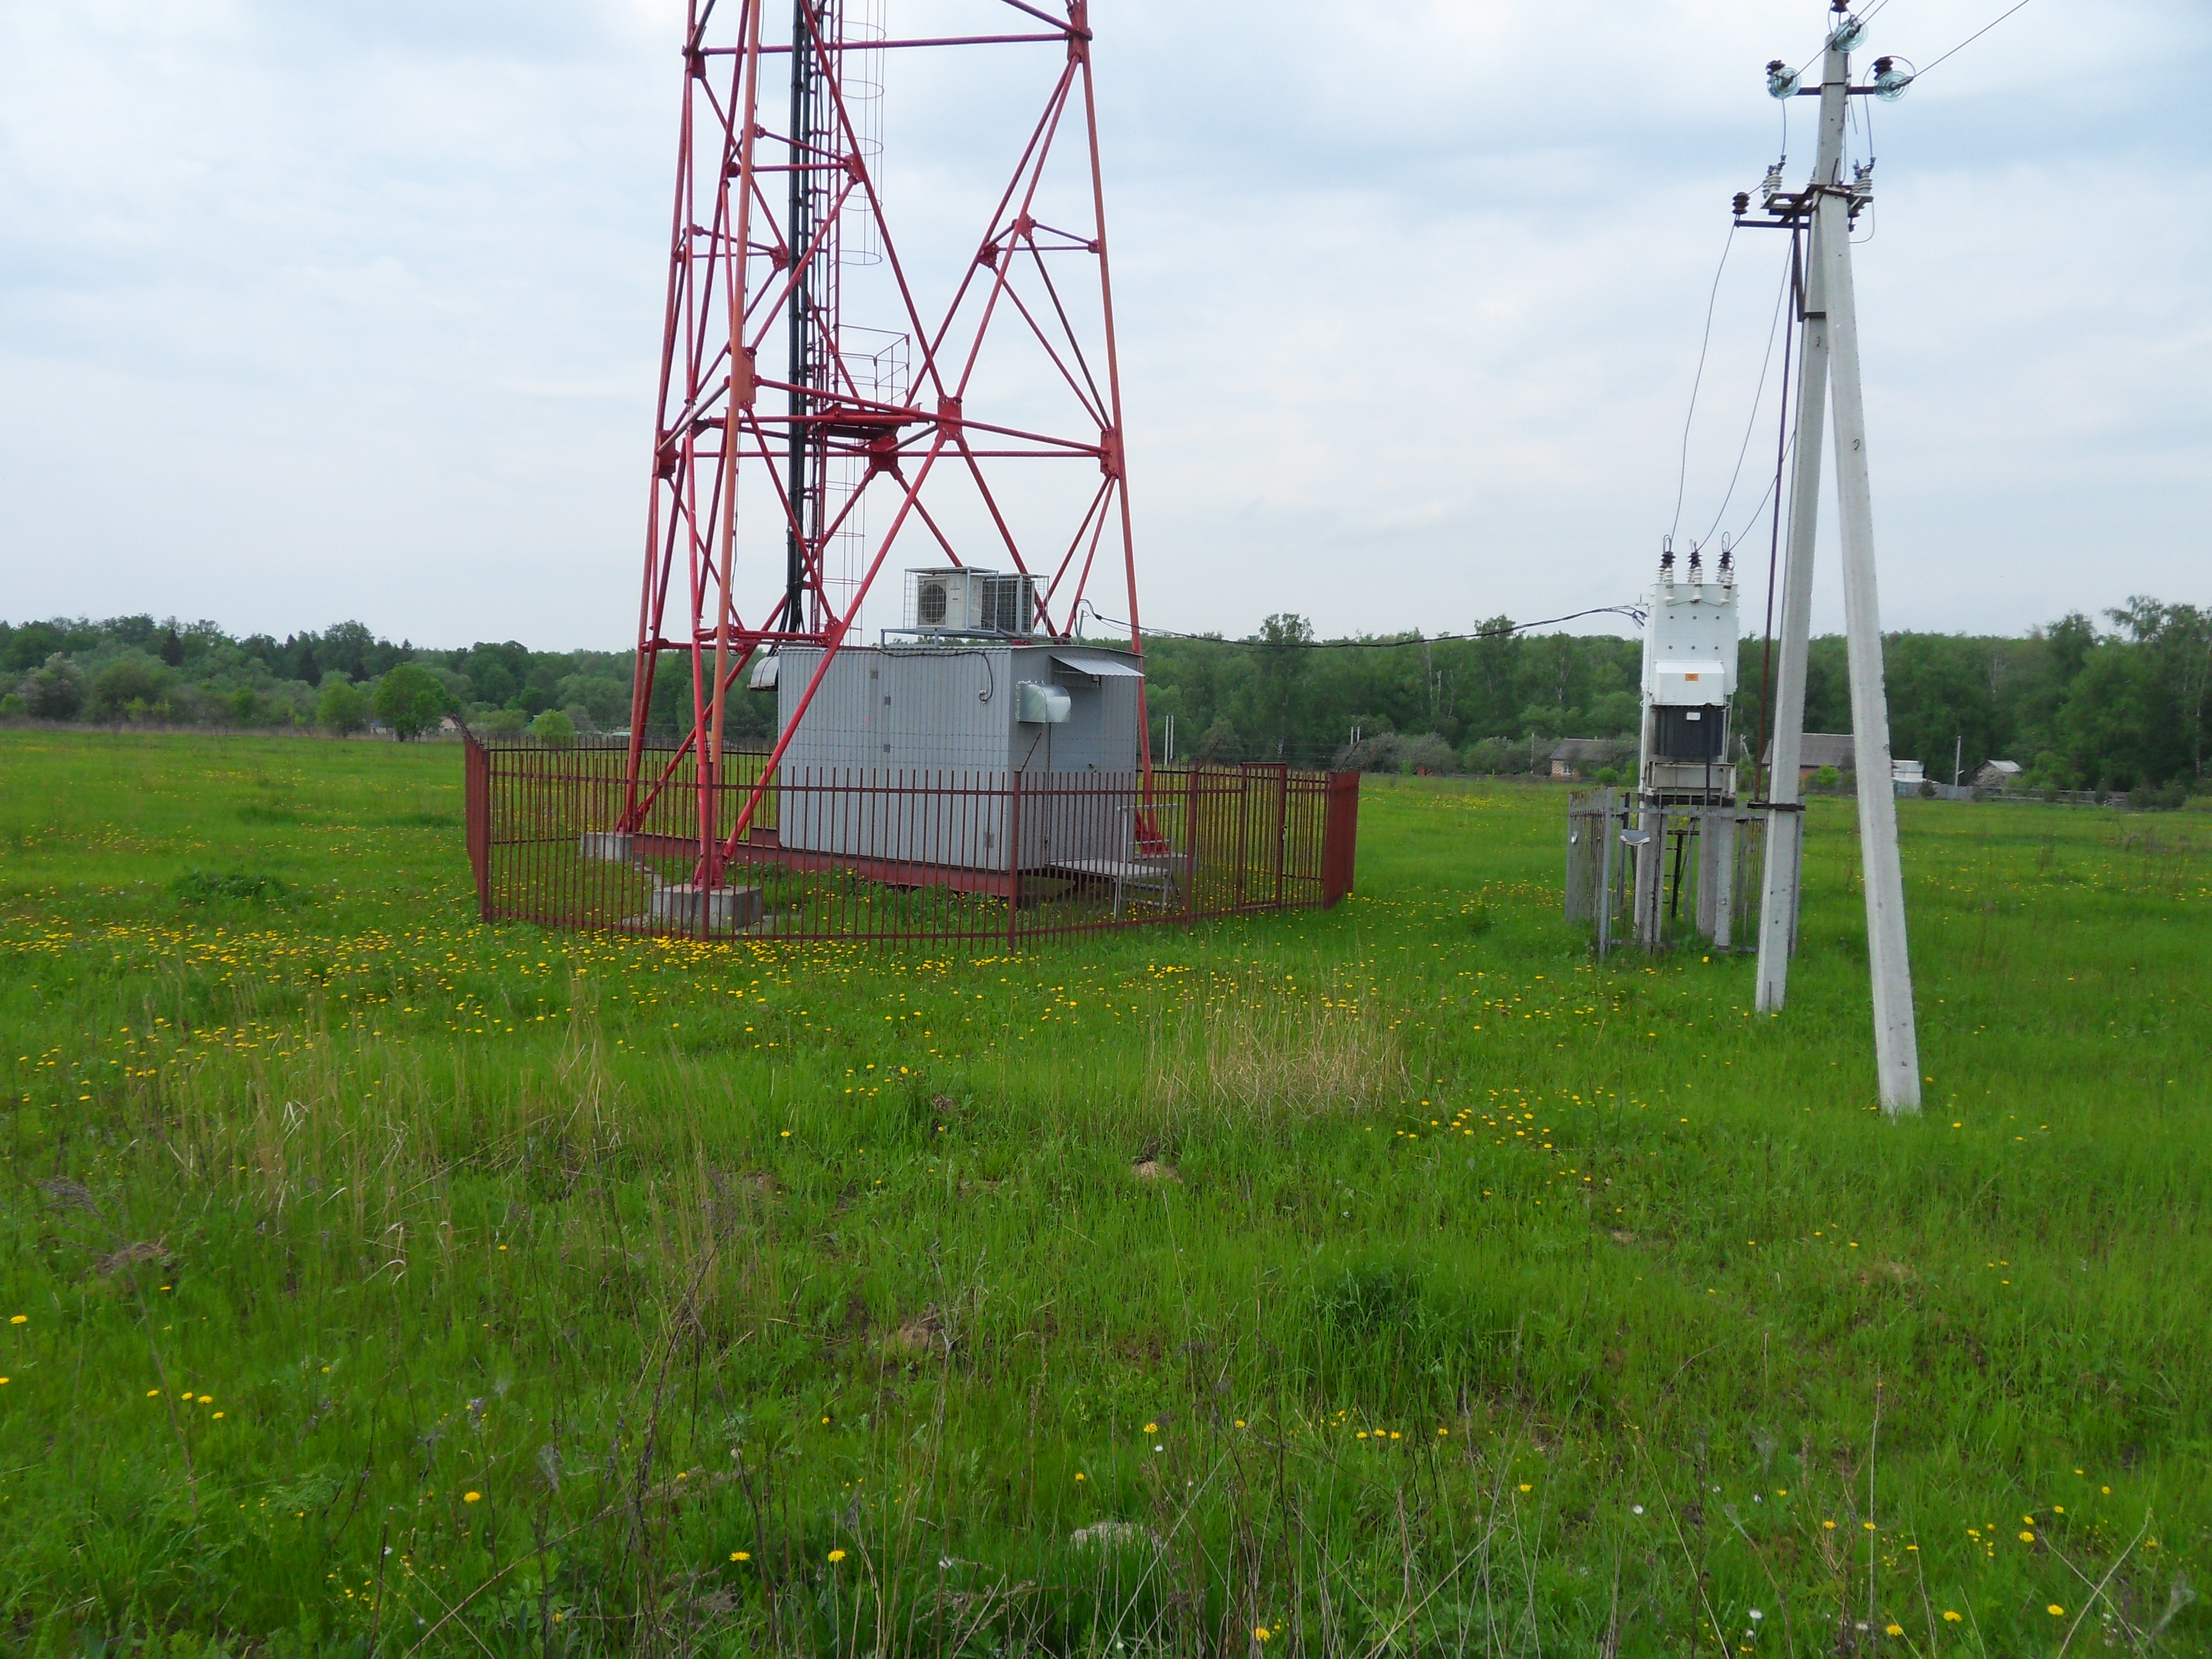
top-left (1916, 0), bottom-right (2034, 78)
top-left (1667, 223), bottom-right (1737, 545)
top-left (1694, 238), bottom-right (1795, 551)
top-left (1079, 605), bottom-right (1650, 651)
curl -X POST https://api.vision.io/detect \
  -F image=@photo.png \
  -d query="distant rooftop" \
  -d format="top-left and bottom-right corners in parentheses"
top-left (1762, 732), bottom-right (1855, 769)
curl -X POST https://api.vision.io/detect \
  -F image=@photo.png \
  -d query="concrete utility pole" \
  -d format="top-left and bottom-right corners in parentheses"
top-left (1748, 5), bottom-right (1921, 1114)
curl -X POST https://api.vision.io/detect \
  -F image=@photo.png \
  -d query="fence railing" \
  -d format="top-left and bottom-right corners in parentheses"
top-left (464, 741), bottom-right (1359, 942)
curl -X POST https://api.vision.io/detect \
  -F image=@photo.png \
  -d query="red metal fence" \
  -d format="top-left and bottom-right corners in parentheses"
top-left (464, 741), bottom-right (1358, 943)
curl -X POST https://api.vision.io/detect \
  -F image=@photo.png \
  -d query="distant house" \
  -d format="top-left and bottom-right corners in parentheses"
top-left (1549, 738), bottom-right (1629, 780)
top-left (1891, 758), bottom-right (1925, 785)
top-left (1762, 732), bottom-right (1854, 781)
top-left (1973, 759), bottom-right (2022, 789)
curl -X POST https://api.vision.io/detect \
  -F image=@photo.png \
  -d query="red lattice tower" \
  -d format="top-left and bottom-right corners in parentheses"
top-left (620, 0), bottom-right (1145, 884)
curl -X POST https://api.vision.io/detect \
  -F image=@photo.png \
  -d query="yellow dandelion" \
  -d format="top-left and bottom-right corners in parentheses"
top-left (8, 1316), bottom-right (24, 1326)
top-left (464, 1491), bottom-right (481, 1504)
top-left (2019, 1530), bottom-right (2036, 1542)
top-left (1822, 1520), bottom-right (1836, 1530)
top-left (1885, 1625), bottom-right (1902, 1637)
top-left (1253, 1627), bottom-right (1272, 1643)
top-left (731, 1550), bottom-right (751, 1561)
top-left (1519, 1483), bottom-right (1532, 1492)
top-left (2048, 1604), bottom-right (2065, 1617)
top-left (1074, 1472), bottom-right (1085, 1481)
top-left (1942, 1611), bottom-right (1962, 1623)
top-left (1144, 1422), bottom-right (1158, 1434)
top-left (828, 1549), bottom-right (847, 1563)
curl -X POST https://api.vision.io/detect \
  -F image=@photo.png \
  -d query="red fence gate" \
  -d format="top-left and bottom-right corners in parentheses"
top-left (464, 742), bottom-right (1358, 943)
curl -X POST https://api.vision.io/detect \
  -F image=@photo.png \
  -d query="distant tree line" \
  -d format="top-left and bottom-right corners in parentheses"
top-left (4, 598), bottom-right (2205, 793)
top-left (1137, 598), bottom-right (2211, 794)
top-left (0, 616), bottom-right (637, 744)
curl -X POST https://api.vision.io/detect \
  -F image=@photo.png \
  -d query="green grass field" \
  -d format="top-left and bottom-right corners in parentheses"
top-left (1, 732), bottom-right (2206, 1657)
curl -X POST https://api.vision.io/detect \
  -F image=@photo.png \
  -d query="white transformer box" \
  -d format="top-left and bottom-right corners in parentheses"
top-left (1637, 545), bottom-right (1738, 802)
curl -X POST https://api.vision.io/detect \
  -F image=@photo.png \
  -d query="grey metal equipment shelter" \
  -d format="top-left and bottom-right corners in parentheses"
top-left (762, 643), bottom-right (1147, 871)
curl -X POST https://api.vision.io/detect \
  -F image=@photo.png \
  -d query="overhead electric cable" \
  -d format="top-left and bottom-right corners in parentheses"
top-left (1667, 224), bottom-right (1738, 545)
top-left (1078, 605), bottom-right (1650, 649)
top-left (1915, 0), bottom-right (2034, 78)
top-left (1695, 241), bottom-right (1795, 551)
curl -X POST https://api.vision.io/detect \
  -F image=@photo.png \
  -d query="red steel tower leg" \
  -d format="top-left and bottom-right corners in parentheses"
top-left (621, 0), bottom-right (1148, 874)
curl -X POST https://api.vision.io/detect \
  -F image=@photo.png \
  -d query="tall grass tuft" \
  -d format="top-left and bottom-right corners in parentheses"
top-left (1147, 979), bottom-right (1404, 1122)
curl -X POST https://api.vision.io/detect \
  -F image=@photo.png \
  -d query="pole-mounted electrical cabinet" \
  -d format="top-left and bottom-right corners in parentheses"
top-left (1637, 545), bottom-right (1739, 803)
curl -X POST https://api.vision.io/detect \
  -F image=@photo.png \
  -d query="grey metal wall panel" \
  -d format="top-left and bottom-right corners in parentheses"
top-left (771, 643), bottom-right (1143, 870)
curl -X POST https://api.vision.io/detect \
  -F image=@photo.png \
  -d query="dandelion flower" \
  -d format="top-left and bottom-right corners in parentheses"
top-left (1885, 1625), bottom-right (1903, 1637)
top-left (147, 1389), bottom-right (159, 1398)
top-left (828, 1549), bottom-right (847, 1563)
top-left (1822, 1520), bottom-right (1837, 1530)
top-left (1519, 1483), bottom-right (1532, 1493)
top-left (8, 1316), bottom-right (24, 1326)
top-left (731, 1551), bottom-right (751, 1561)
top-left (464, 1492), bottom-right (481, 1504)
top-left (2048, 1604), bottom-right (2065, 1616)
top-left (1942, 1611), bottom-right (1962, 1623)
top-left (1074, 1473), bottom-right (1085, 1481)
top-left (2019, 1530), bottom-right (2036, 1542)
top-left (1253, 1627), bottom-right (1272, 1643)
top-left (1144, 1423), bottom-right (1158, 1434)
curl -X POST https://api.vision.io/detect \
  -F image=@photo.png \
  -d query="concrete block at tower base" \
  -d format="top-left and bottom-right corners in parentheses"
top-left (649, 883), bottom-right (764, 931)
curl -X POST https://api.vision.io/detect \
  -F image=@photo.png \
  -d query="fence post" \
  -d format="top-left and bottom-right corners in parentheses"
top-left (1184, 766), bottom-right (1200, 925)
top-left (1007, 769), bottom-right (1023, 947)
top-left (1596, 788), bottom-right (1614, 959)
top-left (464, 737), bottom-right (492, 920)
top-left (1273, 766), bottom-right (1290, 907)
top-left (1321, 771), bottom-right (1360, 906)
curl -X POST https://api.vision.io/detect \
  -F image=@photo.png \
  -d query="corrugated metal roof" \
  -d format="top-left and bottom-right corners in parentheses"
top-left (1762, 732), bottom-right (1855, 768)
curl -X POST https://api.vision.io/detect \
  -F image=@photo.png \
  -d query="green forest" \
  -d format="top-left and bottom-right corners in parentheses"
top-left (4, 596), bottom-right (2207, 794)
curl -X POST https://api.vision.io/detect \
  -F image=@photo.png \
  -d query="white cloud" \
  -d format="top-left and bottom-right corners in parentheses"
top-left (1, 0), bottom-right (2204, 648)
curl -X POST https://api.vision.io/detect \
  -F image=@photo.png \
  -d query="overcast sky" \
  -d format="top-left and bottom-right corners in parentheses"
top-left (2, 0), bottom-right (2205, 651)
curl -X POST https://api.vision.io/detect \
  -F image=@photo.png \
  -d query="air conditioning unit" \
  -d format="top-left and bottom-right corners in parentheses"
top-left (902, 568), bottom-right (1036, 635)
